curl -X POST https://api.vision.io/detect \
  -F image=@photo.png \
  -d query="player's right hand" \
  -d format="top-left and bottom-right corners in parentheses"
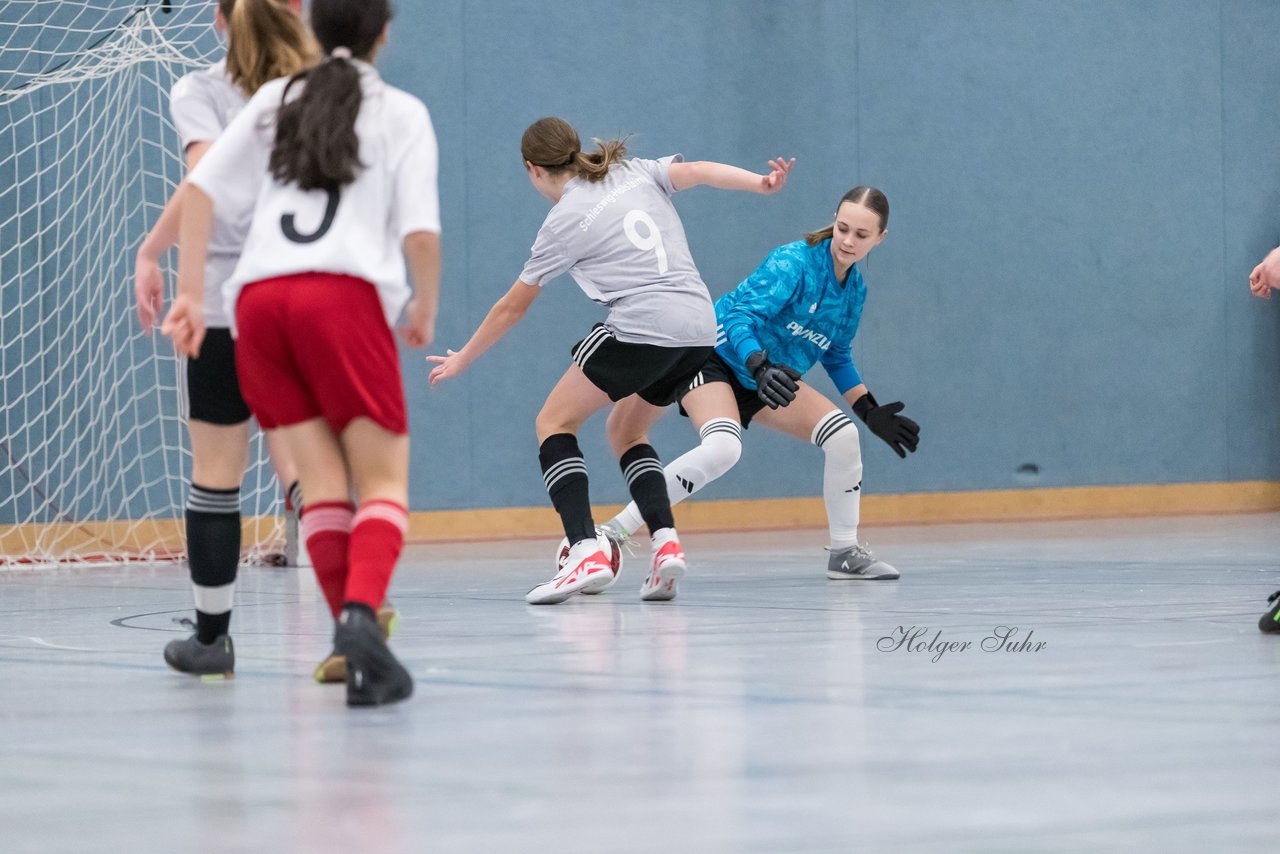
top-left (426, 349), bottom-right (470, 386)
top-left (135, 253), bottom-right (165, 333)
top-left (160, 295), bottom-right (205, 358)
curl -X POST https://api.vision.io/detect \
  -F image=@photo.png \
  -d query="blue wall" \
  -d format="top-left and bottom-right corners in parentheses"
top-left (373, 0), bottom-right (1280, 511)
top-left (6, 0), bottom-right (1280, 521)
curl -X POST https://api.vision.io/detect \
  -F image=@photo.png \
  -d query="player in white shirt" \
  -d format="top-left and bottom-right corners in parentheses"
top-left (163, 0), bottom-right (441, 707)
top-left (134, 0), bottom-right (313, 680)
top-left (428, 116), bottom-right (792, 605)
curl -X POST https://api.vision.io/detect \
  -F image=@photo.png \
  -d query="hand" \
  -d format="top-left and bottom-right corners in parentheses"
top-left (135, 252), bottom-right (165, 333)
top-left (1251, 246), bottom-right (1280, 298)
top-left (426, 348), bottom-right (472, 386)
top-left (759, 156), bottom-right (795, 194)
top-left (853, 392), bottom-right (920, 458)
top-left (745, 350), bottom-right (802, 409)
top-left (400, 298), bottom-right (435, 348)
top-left (160, 294), bottom-right (205, 358)
top-left (1251, 262), bottom-right (1274, 299)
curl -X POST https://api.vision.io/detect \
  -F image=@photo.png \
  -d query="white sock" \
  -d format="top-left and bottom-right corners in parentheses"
top-left (812, 410), bottom-right (863, 550)
top-left (608, 418), bottom-right (742, 537)
top-left (650, 526), bottom-right (679, 548)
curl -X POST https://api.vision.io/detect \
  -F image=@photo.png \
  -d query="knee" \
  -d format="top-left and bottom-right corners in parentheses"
top-left (608, 428), bottom-right (649, 459)
top-left (698, 418), bottom-right (743, 479)
top-left (535, 411), bottom-right (580, 444)
top-left (814, 413), bottom-right (862, 472)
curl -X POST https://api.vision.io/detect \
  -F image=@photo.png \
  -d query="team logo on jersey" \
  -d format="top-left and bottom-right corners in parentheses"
top-left (808, 302), bottom-right (817, 314)
top-left (785, 320), bottom-right (831, 349)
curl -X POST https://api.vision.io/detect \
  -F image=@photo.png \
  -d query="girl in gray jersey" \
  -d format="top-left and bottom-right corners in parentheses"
top-left (429, 116), bottom-right (792, 605)
top-left (133, 0), bottom-right (314, 678)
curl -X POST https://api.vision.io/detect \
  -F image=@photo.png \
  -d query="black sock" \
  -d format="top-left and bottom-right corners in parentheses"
top-left (186, 484), bottom-right (241, 644)
top-left (620, 444), bottom-right (674, 534)
top-left (538, 433), bottom-right (594, 544)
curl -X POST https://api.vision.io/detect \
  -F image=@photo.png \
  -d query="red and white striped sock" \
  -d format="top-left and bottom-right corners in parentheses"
top-left (301, 501), bottom-right (354, 619)
top-left (346, 500), bottom-right (408, 610)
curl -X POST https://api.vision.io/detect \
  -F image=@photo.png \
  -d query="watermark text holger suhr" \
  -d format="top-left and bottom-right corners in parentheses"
top-left (877, 626), bottom-right (1047, 663)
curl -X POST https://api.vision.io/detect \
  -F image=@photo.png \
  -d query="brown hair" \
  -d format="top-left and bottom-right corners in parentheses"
top-left (269, 0), bottom-right (392, 192)
top-left (521, 117), bottom-right (628, 184)
top-left (219, 0), bottom-right (316, 97)
top-left (804, 186), bottom-right (890, 246)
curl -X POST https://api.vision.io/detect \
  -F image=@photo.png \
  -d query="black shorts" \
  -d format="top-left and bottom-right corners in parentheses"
top-left (676, 349), bottom-right (768, 427)
top-left (187, 328), bottom-right (252, 425)
top-left (571, 323), bottom-right (713, 407)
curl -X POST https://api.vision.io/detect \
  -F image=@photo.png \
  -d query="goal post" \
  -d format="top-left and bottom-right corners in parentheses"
top-left (1, 1), bottom-right (289, 566)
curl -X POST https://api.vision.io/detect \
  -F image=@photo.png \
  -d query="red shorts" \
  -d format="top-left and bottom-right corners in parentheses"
top-left (234, 272), bottom-right (407, 436)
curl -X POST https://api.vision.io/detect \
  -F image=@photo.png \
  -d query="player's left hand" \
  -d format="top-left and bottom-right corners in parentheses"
top-left (862, 400), bottom-right (920, 459)
top-left (160, 295), bottom-right (205, 358)
top-left (426, 349), bottom-right (471, 386)
top-left (400, 298), bottom-right (435, 348)
top-left (760, 156), bottom-right (796, 194)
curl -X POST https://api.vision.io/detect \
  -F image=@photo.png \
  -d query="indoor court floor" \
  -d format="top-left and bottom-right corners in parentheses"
top-left (1, 512), bottom-right (1276, 853)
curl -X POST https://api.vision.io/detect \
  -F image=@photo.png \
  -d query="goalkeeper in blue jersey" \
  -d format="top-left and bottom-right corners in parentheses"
top-left (604, 186), bottom-right (919, 582)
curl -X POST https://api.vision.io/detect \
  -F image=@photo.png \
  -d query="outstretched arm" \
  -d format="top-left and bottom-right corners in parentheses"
top-left (669, 156), bottom-right (795, 194)
top-left (426, 279), bottom-right (542, 385)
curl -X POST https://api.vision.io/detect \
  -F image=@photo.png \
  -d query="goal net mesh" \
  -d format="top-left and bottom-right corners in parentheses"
top-left (1, 0), bottom-right (287, 567)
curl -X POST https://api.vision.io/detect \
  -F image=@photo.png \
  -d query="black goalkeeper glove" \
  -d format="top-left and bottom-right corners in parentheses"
top-left (853, 392), bottom-right (920, 458)
top-left (745, 350), bottom-right (802, 409)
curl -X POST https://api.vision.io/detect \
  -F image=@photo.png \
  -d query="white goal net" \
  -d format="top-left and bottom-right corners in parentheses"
top-left (1, 0), bottom-right (288, 566)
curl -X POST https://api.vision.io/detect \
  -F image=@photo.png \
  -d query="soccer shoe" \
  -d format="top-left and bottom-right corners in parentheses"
top-left (640, 538), bottom-right (686, 602)
top-left (1259, 591), bottom-right (1280, 634)
top-left (580, 527), bottom-right (626, 595)
top-left (334, 604), bottom-right (413, 708)
top-left (826, 544), bottom-right (900, 580)
top-left (313, 601), bottom-right (399, 684)
top-left (164, 633), bottom-right (235, 679)
top-left (527, 538), bottom-right (614, 605)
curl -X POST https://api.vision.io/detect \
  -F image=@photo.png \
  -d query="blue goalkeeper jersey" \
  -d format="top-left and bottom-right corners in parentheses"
top-left (715, 238), bottom-right (866, 394)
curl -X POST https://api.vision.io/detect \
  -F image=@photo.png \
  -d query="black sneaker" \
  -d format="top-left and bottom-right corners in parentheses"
top-left (164, 633), bottom-right (235, 679)
top-left (313, 602), bottom-right (399, 684)
top-left (1259, 591), bottom-right (1280, 634)
top-left (335, 604), bottom-right (413, 707)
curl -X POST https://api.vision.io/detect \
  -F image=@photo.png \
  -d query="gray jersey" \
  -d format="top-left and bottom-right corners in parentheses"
top-left (519, 155), bottom-right (716, 347)
top-left (169, 60), bottom-right (249, 328)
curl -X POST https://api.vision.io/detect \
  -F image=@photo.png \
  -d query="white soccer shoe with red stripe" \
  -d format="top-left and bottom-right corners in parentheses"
top-left (526, 538), bottom-right (615, 605)
top-left (640, 536), bottom-right (686, 602)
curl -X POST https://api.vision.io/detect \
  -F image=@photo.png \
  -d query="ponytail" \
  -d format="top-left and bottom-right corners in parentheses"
top-left (221, 0), bottom-right (315, 97)
top-left (268, 0), bottom-right (391, 192)
top-left (573, 138), bottom-right (628, 183)
top-left (521, 116), bottom-right (628, 183)
top-left (804, 185), bottom-right (890, 245)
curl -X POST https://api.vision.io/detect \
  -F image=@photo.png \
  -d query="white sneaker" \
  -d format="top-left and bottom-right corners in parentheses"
top-left (527, 538), bottom-right (614, 605)
top-left (640, 537), bottom-right (686, 602)
top-left (553, 528), bottom-right (624, 595)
